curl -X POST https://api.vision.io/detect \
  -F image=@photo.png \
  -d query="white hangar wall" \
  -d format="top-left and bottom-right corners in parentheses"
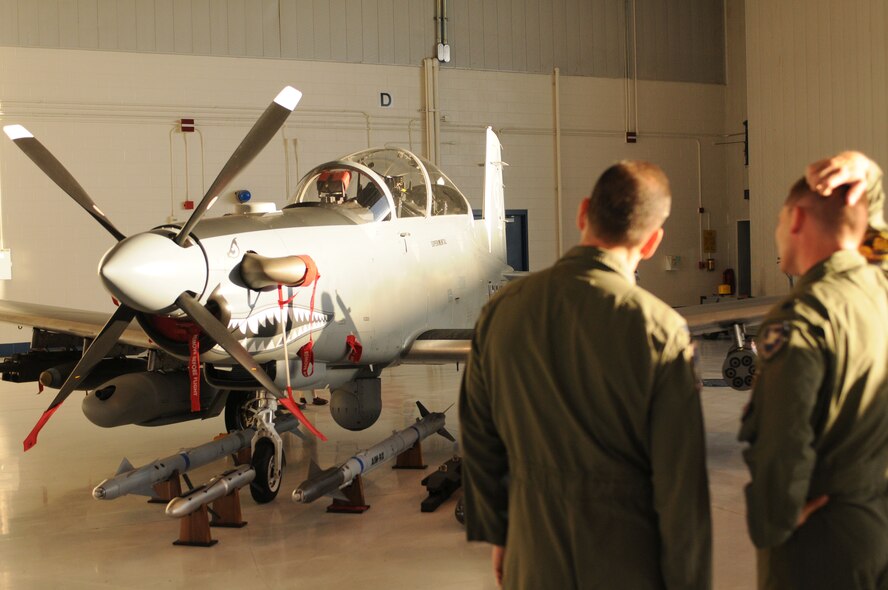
top-left (436, 68), bottom-right (735, 307)
top-left (746, 0), bottom-right (888, 296)
top-left (0, 46), bottom-right (737, 334)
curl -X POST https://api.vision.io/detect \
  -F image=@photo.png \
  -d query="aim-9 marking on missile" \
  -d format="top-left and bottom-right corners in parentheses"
top-left (292, 401), bottom-right (455, 504)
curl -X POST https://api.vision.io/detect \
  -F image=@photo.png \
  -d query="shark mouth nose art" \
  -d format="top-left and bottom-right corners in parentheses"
top-left (227, 306), bottom-right (333, 352)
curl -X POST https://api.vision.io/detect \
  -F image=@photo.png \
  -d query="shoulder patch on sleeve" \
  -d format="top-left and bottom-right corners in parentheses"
top-left (759, 322), bottom-right (790, 361)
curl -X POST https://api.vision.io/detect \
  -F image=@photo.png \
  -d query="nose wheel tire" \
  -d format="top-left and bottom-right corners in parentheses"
top-left (250, 438), bottom-right (282, 503)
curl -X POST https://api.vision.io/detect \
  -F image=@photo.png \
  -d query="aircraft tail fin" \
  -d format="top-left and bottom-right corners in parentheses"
top-left (483, 127), bottom-right (507, 263)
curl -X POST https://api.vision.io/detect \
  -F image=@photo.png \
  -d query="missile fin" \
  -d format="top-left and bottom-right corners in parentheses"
top-left (115, 457), bottom-right (135, 475)
top-left (307, 459), bottom-right (323, 479)
top-left (437, 427), bottom-right (456, 443)
top-left (129, 484), bottom-right (158, 498)
top-left (327, 488), bottom-right (349, 502)
top-left (415, 400), bottom-right (430, 418)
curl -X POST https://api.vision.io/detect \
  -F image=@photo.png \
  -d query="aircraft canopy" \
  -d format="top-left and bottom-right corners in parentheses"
top-left (288, 147), bottom-right (470, 221)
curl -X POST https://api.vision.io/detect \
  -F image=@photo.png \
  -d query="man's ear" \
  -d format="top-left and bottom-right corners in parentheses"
top-left (640, 227), bottom-right (664, 260)
top-left (576, 198), bottom-right (589, 232)
top-left (789, 205), bottom-right (806, 234)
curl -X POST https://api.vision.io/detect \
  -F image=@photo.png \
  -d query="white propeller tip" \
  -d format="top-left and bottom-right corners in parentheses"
top-left (274, 86), bottom-right (302, 111)
top-left (3, 125), bottom-right (33, 140)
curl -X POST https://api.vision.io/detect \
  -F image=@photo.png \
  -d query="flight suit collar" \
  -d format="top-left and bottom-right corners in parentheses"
top-left (795, 249), bottom-right (867, 290)
top-left (561, 246), bottom-right (636, 284)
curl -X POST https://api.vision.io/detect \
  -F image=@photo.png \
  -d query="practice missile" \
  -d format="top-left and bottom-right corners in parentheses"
top-left (93, 415), bottom-right (299, 500)
top-left (293, 401), bottom-right (453, 503)
top-left (165, 465), bottom-right (255, 518)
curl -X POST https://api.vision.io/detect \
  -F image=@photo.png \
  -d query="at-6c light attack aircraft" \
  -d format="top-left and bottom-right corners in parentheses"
top-left (0, 86), bottom-right (512, 501)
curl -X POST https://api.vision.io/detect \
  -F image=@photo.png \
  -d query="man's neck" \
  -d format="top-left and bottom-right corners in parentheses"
top-left (794, 242), bottom-right (856, 276)
top-left (578, 236), bottom-right (642, 271)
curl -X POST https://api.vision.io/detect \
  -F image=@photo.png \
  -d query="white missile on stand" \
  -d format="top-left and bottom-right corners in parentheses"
top-left (92, 415), bottom-right (300, 500)
top-left (292, 401), bottom-right (454, 504)
top-left (164, 465), bottom-right (256, 518)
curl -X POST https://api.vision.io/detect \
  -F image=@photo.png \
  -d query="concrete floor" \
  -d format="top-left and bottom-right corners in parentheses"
top-left (0, 338), bottom-right (755, 589)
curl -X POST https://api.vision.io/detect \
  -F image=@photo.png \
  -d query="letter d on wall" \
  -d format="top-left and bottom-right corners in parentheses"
top-left (380, 92), bottom-right (392, 107)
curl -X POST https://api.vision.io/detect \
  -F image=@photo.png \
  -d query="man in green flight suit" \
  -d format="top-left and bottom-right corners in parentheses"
top-left (460, 161), bottom-right (712, 589)
top-left (739, 164), bottom-right (888, 589)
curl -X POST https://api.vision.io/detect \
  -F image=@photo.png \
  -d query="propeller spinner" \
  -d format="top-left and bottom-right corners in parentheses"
top-left (99, 232), bottom-right (208, 313)
top-left (6, 86), bottom-right (327, 450)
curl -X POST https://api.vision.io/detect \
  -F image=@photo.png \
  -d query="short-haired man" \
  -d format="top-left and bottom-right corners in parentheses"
top-left (460, 161), bottom-right (712, 589)
top-left (739, 172), bottom-right (888, 589)
top-left (806, 150), bottom-right (888, 270)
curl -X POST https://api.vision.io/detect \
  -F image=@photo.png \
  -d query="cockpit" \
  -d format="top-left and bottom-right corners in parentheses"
top-left (286, 147), bottom-right (470, 222)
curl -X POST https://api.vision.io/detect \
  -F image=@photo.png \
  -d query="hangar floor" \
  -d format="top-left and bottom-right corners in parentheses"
top-left (0, 339), bottom-right (754, 589)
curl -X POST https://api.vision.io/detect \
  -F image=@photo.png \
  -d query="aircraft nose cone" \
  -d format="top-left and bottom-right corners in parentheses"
top-left (99, 232), bottom-right (208, 312)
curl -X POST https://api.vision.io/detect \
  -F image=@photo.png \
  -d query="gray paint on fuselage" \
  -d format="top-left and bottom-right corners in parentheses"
top-left (189, 204), bottom-right (503, 393)
top-left (189, 204), bottom-right (363, 242)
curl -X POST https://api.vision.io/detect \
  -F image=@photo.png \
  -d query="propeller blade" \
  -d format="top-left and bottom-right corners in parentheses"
top-left (3, 125), bottom-right (126, 242)
top-left (23, 305), bottom-right (137, 451)
top-left (174, 292), bottom-right (326, 441)
top-left (174, 87), bottom-right (302, 245)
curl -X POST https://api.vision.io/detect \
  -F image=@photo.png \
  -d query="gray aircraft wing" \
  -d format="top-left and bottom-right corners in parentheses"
top-left (399, 296), bottom-right (782, 365)
top-left (677, 296), bottom-right (782, 336)
top-left (0, 294), bottom-right (781, 364)
top-left (0, 300), bottom-right (154, 349)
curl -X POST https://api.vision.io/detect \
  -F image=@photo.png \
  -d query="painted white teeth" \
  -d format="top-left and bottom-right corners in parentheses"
top-left (228, 307), bottom-right (330, 346)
